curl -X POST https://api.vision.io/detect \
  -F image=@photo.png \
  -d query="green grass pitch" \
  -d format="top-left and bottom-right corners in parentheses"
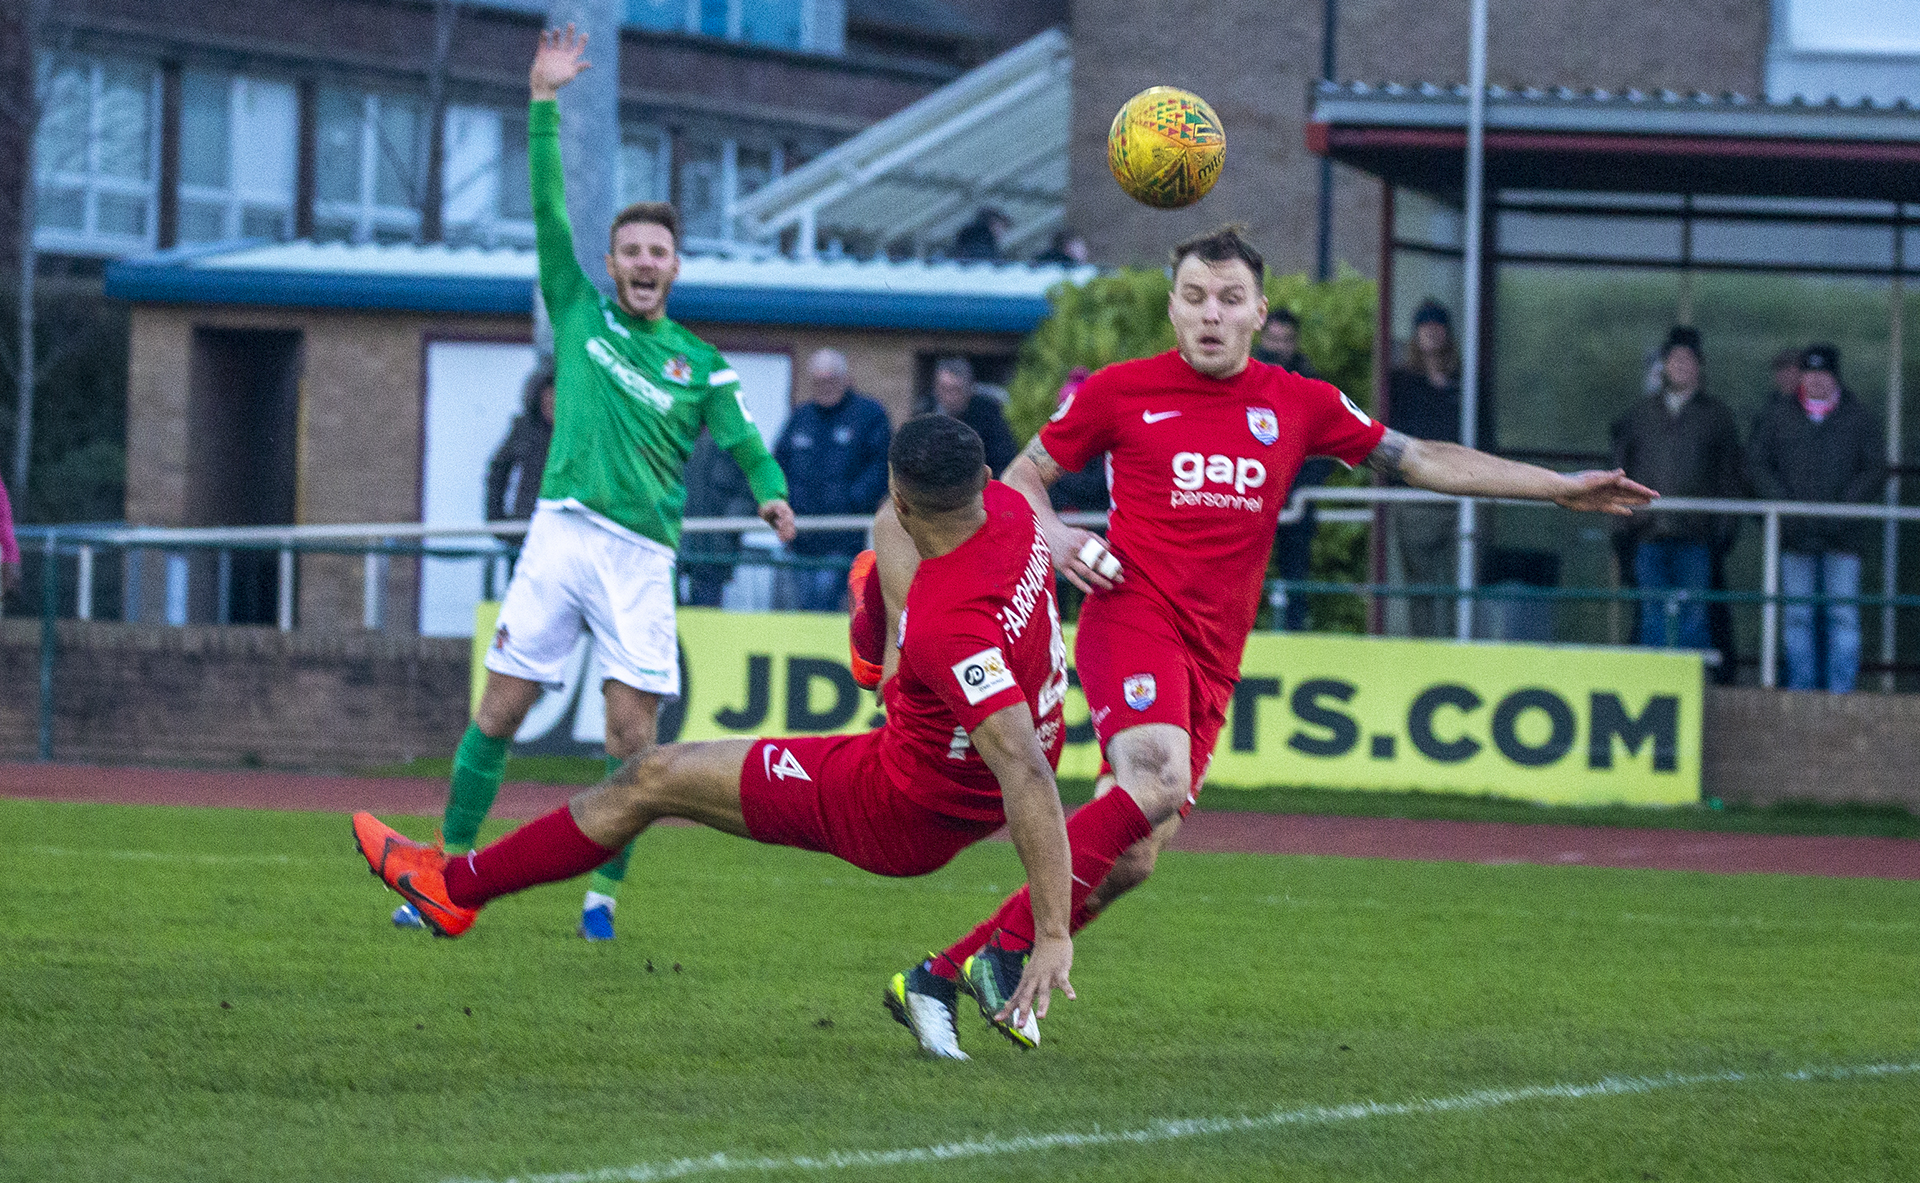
top-left (2, 796), bottom-right (1916, 1182)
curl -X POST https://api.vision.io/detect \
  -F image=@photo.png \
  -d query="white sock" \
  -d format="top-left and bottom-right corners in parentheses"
top-left (583, 890), bottom-right (617, 915)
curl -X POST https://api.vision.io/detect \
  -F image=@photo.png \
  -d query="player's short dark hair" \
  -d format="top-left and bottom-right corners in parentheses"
top-left (1170, 224), bottom-right (1265, 288)
top-left (609, 201), bottom-right (679, 251)
top-left (889, 415), bottom-right (987, 514)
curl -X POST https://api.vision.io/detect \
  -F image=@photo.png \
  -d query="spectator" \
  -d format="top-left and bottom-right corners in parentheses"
top-left (1035, 230), bottom-right (1089, 266)
top-left (952, 207), bottom-right (1012, 261)
top-left (1255, 309), bottom-right (1331, 630)
top-left (1748, 344), bottom-right (1885, 692)
top-left (1384, 299), bottom-right (1463, 637)
top-left (1046, 366), bottom-right (1110, 515)
top-left (680, 429), bottom-right (755, 607)
top-left (1767, 347), bottom-right (1802, 404)
top-left (485, 360), bottom-right (556, 545)
top-left (774, 348), bottom-right (892, 611)
top-left (0, 469), bottom-right (19, 597)
top-left (1609, 326), bottom-right (1745, 655)
top-left (932, 356), bottom-right (1017, 475)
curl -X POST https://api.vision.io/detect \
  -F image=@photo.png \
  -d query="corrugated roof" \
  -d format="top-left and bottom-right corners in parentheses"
top-left (1312, 79), bottom-right (1920, 140)
top-left (103, 240), bottom-right (1092, 333)
top-left (733, 29), bottom-right (1070, 258)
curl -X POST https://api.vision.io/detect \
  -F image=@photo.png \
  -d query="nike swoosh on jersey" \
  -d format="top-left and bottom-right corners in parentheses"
top-left (1142, 410), bottom-right (1183, 424)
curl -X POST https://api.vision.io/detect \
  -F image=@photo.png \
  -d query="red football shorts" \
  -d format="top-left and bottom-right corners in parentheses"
top-left (1074, 590), bottom-right (1232, 817)
top-left (737, 731), bottom-right (1001, 877)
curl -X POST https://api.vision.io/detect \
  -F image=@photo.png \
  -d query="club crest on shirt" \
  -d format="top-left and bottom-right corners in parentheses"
top-left (1123, 673), bottom-right (1157, 711)
top-left (492, 624), bottom-right (509, 650)
top-left (663, 354), bottom-right (693, 384)
top-left (1247, 406), bottom-right (1280, 446)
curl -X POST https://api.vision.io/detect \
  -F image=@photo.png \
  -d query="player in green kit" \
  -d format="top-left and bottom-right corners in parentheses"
top-left (392, 24), bottom-right (795, 939)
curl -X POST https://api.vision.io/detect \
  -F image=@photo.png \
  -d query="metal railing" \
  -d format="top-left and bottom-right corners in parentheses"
top-left (10, 493), bottom-right (1920, 761)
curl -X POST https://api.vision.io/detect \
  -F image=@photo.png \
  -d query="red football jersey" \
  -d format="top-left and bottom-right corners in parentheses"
top-left (1040, 350), bottom-right (1386, 677)
top-left (878, 480), bottom-right (1070, 822)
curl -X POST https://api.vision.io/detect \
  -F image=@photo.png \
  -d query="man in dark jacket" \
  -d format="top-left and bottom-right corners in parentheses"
top-left (931, 356), bottom-right (1016, 476)
top-left (1609, 326), bottom-right (1744, 654)
top-left (1255, 308), bottom-right (1332, 630)
top-left (680, 430), bottom-right (755, 607)
top-left (486, 361), bottom-right (557, 546)
top-left (1385, 300), bottom-right (1463, 637)
top-left (774, 348), bottom-right (892, 610)
top-left (1748, 344), bottom-right (1885, 692)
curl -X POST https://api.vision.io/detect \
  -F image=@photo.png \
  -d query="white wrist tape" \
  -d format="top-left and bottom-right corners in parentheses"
top-left (1076, 537), bottom-right (1122, 580)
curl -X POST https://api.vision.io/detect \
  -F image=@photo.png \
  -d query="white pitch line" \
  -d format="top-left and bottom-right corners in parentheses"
top-left (18, 845), bottom-right (313, 866)
top-left (443, 1060), bottom-right (1920, 1183)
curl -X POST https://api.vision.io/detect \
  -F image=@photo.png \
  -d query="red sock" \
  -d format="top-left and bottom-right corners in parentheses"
top-left (443, 806), bottom-right (616, 908)
top-left (938, 788), bottom-right (1153, 964)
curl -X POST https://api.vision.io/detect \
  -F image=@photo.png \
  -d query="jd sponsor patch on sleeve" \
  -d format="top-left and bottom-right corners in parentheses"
top-left (952, 647), bottom-right (1017, 706)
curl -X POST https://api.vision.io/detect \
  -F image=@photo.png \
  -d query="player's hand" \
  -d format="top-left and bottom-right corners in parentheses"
top-left (530, 24), bottom-right (591, 100)
top-left (758, 498), bottom-right (797, 544)
top-left (1000, 934), bottom-right (1075, 1027)
top-left (0, 561), bottom-right (19, 594)
top-left (1554, 469), bottom-right (1658, 517)
top-left (1045, 522), bottom-right (1123, 594)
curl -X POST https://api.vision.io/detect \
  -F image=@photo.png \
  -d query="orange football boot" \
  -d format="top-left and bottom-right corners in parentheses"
top-left (847, 549), bottom-right (885, 690)
top-left (351, 812), bottom-right (477, 937)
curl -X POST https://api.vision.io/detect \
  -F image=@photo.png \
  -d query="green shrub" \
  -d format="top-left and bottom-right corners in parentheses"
top-left (1008, 267), bottom-right (1378, 631)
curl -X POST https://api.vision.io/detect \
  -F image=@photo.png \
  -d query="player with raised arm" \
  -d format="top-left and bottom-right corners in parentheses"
top-left (355, 416), bottom-right (1077, 1060)
top-left (390, 26), bottom-right (797, 940)
top-left (888, 225), bottom-right (1657, 1049)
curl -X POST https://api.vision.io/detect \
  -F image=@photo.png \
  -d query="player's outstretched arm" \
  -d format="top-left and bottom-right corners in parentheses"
top-left (969, 703), bottom-right (1075, 1025)
top-left (529, 24), bottom-right (591, 100)
top-left (1367, 428), bottom-right (1658, 517)
top-left (1004, 437), bottom-right (1122, 594)
top-left (870, 501), bottom-right (918, 685)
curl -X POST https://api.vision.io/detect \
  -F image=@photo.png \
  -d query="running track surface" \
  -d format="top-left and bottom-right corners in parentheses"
top-left (3, 762), bottom-right (1916, 881)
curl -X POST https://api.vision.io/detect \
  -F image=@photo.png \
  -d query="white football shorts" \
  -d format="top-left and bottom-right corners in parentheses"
top-left (484, 505), bottom-right (680, 698)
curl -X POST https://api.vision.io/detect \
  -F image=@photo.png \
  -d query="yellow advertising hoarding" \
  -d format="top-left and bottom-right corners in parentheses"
top-left (473, 606), bottom-right (1702, 805)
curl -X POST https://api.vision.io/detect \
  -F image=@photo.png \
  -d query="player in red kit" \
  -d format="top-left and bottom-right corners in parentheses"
top-left (899, 226), bottom-right (1658, 1050)
top-left (352, 416), bottom-right (1076, 1060)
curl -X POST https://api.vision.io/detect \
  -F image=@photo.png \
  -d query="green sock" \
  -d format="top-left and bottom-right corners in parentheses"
top-left (588, 755), bottom-right (633, 896)
top-left (442, 722), bottom-right (510, 854)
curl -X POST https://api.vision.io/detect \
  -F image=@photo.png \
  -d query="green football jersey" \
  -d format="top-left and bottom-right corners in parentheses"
top-left (528, 100), bottom-right (786, 551)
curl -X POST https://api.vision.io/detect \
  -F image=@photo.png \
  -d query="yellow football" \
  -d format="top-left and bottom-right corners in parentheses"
top-left (1106, 86), bottom-right (1225, 209)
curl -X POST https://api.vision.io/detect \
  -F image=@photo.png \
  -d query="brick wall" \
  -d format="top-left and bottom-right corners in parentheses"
top-left (5, 618), bottom-right (1917, 813)
top-left (1068, 0), bottom-right (1772, 277)
top-left (0, 620), bottom-right (469, 768)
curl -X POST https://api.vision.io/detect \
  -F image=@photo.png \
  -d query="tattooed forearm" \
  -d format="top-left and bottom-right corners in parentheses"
top-left (1017, 435), bottom-right (1065, 485)
top-left (1364, 428), bottom-right (1411, 477)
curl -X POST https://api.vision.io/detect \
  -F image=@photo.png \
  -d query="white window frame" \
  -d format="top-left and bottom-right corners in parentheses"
top-left (313, 90), bottom-right (425, 244)
top-left (441, 105), bottom-right (536, 248)
top-left (679, 134), bottom-right (784, 253)
top-left (176, 74), bottom-right (299, 246)
top-left (33, 56), bottom-right (162, 256)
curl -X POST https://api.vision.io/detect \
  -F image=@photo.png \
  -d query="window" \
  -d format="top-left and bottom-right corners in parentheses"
top-left (1781, 0), bottom-right (1920, 56)
top-left (674, 134), bottom-right (783, 248)
top-left (619, 126), bottom-right (670, 205)
top-left (177, 72), bottom-right (298, 245)
top-left (34, 56), bottom-right (160, 254)
top-left (442, 106), bottom-right (534, 247)
top-left (625, 0), bottom-right (839, 53)
top-left (314, 87), bottom-right (425, 243)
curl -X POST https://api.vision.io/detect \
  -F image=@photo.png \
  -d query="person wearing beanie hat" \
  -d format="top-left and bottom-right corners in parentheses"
top-left (1384, 301), bottom-right (1464, 636)
top-left (1747, 340), bottom-right (1885, 692)
top-left (1609, 325), bottom-right (1744, 658)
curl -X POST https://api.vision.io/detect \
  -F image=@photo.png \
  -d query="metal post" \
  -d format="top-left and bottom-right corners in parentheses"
top-left (38, 531), bottom-right (58, 761)
top-left (1453, 0), bottom-right (1489, 642)
top-left (277, 548), bottom-right (295, 631)
top-left (363, 542), bottom-right (388, 631)
top-left (164, 552), bottom-right (189, 626)
top-left (75, 545), bottom-right (93, 622)
top-left (1761, 510), bottom-right (1781, 688)
top-left (216, 549), bottom-right (233, 625)
top-left (1881, 218), bottom-right (1904, 690)
top-left (547, 0), bottom-right (621, 292)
